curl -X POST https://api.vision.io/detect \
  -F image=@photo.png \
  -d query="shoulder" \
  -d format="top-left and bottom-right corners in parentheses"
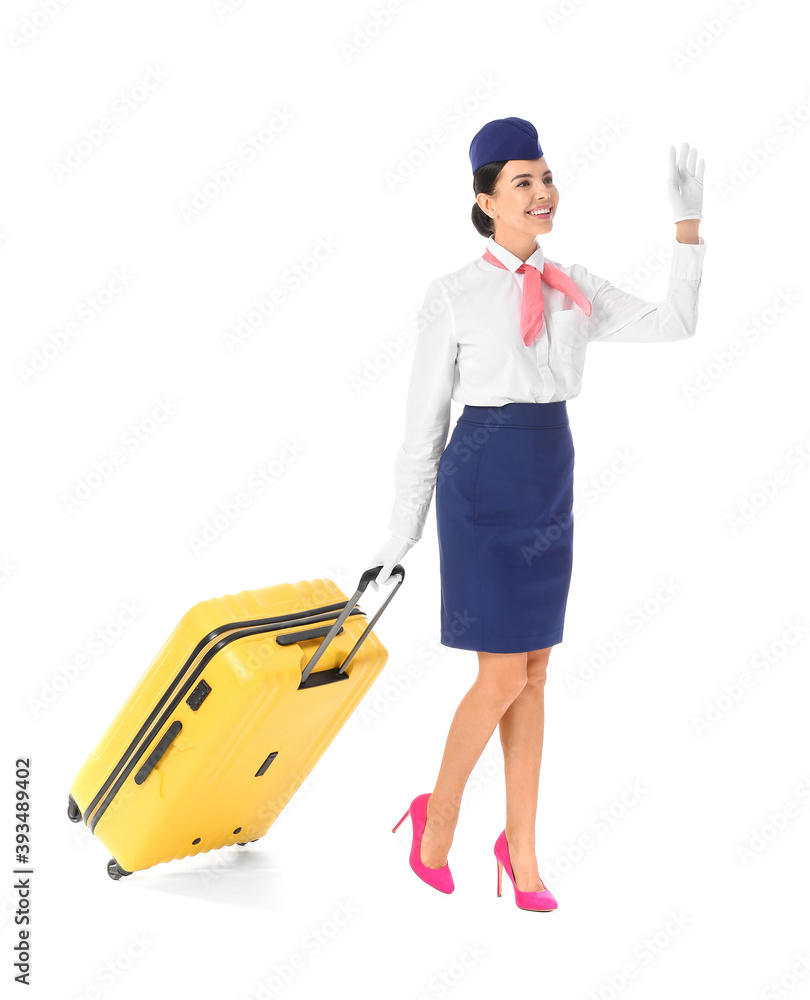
top-left (431, 254), bottom-right (487, 304)
top-left (414, 257), bottom-right (482, 340)
top-left (544, 256), bottom-right (609, 301)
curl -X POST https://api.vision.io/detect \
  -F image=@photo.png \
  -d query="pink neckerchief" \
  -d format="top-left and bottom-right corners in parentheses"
top-left (482, 246), bottom-right (592, 347)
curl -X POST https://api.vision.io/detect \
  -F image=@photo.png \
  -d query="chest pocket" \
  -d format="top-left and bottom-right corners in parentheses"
top-left (551, 309), bottom-right (588, 378)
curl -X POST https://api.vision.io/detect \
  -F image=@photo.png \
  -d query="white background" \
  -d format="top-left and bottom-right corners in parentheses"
top-left (4, 0), bottom-right (809, 997)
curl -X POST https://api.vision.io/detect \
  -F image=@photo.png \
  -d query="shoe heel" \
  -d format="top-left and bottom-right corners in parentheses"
top-left (496, 859), bottom-right (503, 897)
top-left (392, 807), bottom-right (410, 834)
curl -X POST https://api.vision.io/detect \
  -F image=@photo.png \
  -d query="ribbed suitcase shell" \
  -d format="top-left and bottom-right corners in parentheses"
top-left (69, 577), bottom-right (388, 876)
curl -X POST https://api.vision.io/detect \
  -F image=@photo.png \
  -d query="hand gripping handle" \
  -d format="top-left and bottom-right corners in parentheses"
top-left (299, 565), bottom-right (405, 684)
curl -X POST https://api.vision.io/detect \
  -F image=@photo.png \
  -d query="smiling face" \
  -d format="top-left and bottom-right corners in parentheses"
top-left (476, 158), bottom-right (558, 241)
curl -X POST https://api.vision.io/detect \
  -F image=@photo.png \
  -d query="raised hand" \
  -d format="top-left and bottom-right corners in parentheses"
top-left (667, 142), bottom-right (705, 223)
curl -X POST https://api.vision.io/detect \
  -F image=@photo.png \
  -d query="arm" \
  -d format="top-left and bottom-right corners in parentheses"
top-left (675, 219), bottom-right (700, 245)
top-left (387, 278), bottom-right (458, 543)
top-left (583, 141), bottom-right (707, 344)
top-left (583, 230), bottom-right (706, 344)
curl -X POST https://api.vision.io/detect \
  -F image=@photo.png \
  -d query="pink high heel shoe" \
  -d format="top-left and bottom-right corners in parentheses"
top-left (494, 830), bottom-right (557, 911)
top-left (392, 793), bottom-right (454, 894)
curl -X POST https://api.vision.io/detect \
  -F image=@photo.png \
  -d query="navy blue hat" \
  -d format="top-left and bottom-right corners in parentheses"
top-left (469, 117), bottom-right (543, 174)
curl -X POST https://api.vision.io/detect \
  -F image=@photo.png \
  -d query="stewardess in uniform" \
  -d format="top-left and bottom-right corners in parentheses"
top-left (367, 117), bottom-right (706, 911)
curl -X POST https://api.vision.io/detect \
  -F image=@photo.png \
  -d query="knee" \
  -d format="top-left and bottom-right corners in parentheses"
top-left (483, 666), bottom-right (528, 705)
top-left (525, 648), bottom-right (550, 688)
top-left (475, 651), bottom-right (531, 705)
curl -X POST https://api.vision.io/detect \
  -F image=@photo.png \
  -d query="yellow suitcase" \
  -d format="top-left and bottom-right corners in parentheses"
top-left (67, 566), bottom-right (404, 880)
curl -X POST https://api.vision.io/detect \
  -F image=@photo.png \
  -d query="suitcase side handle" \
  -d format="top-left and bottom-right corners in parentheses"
top-left (276, 623), bottom-right (345, 645)
top-left (299, 565), bottom-right (405, 684)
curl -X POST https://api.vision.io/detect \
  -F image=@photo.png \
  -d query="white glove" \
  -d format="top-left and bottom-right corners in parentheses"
top-left (367, 534), bottom-right (415, 591)
top-left (667, 141), bottom-right (705, 223)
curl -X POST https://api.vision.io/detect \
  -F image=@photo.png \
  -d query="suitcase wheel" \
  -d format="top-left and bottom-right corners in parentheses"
top-left (107, 859), bottom-right (132, 881)
top-left (67, 794), bottom-right (82, 824)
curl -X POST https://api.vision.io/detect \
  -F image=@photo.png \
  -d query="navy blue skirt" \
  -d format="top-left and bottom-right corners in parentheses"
top-left (435, 401), bottom-right (574, 653)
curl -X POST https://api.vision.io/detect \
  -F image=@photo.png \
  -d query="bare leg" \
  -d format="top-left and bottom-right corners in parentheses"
top-left (498, 646), bottom-right (551, 891)
top-left (419, 651), bottom-right (528, 868)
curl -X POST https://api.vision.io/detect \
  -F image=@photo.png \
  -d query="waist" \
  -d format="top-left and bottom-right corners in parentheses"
top-left (459, 401), bottom-right (568, 427)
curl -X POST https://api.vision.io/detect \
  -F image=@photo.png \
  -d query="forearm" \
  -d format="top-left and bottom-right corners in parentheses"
top-left (675, 219), bottom-right (700, 245)
top-left (582, 233), bottom-right (706, 343)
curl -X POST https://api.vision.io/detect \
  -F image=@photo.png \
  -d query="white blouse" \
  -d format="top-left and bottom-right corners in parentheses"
top-left (387, 233), bottom-right (707, 543)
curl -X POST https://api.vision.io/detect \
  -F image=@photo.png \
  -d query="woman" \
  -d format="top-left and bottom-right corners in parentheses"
top-left (367, 117), bottom-right (706, 912)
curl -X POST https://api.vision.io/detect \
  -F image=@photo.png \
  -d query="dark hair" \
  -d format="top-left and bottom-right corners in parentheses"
top-left (471, 160), bottom-right (507, 237)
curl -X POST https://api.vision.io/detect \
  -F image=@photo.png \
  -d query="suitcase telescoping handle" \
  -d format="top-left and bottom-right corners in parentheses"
top-left (297, 565), bottom-right (405, 684)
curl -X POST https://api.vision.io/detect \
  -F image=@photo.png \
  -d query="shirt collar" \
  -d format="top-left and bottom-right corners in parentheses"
top-left (486, 235), bottom-right (545, 273)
